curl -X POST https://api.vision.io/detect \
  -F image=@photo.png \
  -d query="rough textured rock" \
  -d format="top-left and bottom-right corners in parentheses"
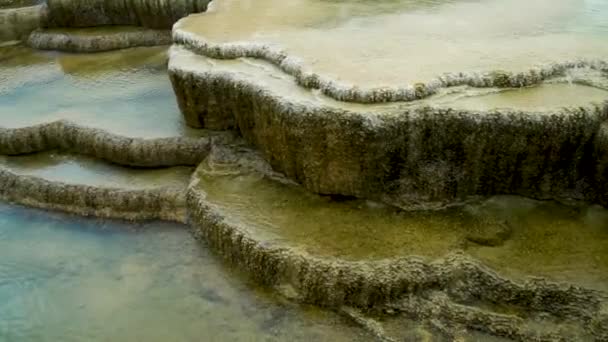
top-left (0, 4), bottom-right (44, 42)
top-left (389, 292), bottom-right (586, 341)
top-left (0, 168), bottom-right (186, 222)
top-left (169, 48), bottom-right (608, 209)
top-left (185, 147), bottom-right (608, 340)
top-left (28, 27), bottom-right (171, 52)
top-left (45, 0), bottom-right (209, 29)
top-left (0, 120), bottom-right (225, 167)
top-left (0, 0), bottom-right (40, 9)
top-left (173, 28), bottom-right (608, 104)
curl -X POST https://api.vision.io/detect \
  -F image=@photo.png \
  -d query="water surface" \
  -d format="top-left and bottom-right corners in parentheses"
top-left (0, 45), bottom-right (201, 138)
top-left (197, 158), bottom-right (608, 291)
top-left (0, 152), bottom-right (193, 189)
top-left (0, 204), bottom-right (372, 341)
top-left (180, 0), bottom-right (608, 87)
top-left (174, 50), bottom-right (608, 112)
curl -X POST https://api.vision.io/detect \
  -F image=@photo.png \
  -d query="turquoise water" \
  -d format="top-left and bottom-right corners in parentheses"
top-left (0, 204), bottom-right (371, 341)
top-left (0, 45), bottom-right (201, 138)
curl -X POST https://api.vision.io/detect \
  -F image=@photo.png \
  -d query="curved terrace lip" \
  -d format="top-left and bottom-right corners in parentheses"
top-left (2, 1), bottom-right (608, 338)
top-left (0, 120), bottom-right (221, 167)
top-left (27, 27), bottom-right (172, 52)
top-left (168, 46), bottom-right (608, 210)
top-left (185, 160), bottom-right (608, 340)
top-left (172, 0), bottom-right (608, 104)
top-left (168, 45), bottom-right (608, 122)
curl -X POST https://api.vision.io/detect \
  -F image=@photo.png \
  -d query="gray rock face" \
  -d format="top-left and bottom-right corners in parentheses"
top-left (45, 0), bottom-right (210, 29)
top-left (169, 48), bottom-right (608, 210)
top-left (1, 0), bottom-right (209, 45)
top-left (0, 120), bottom-right (220, 167)
top-left (0, 169), bottom-right (186, 221)
top-left (0, 4), bottom-right (44, 41)
top-left (28, 27), bottom-right (171, 52)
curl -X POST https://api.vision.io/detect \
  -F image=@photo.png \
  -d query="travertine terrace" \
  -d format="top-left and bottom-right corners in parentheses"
top-left (2, 0), bottom-right (608, 340)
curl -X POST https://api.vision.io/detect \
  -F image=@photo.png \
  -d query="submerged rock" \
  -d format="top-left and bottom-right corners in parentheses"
top-left (465, 218), bottom-right (512, 247)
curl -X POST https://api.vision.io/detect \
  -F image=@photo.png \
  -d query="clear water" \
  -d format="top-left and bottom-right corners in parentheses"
top-left (197, 158), bottom-right (608, 292)
top-left (0, 152), bottom-right (193, 189)
top-left (180, 0), bottom-right (608, 87)
top-left (173, 49), bottom-right (608, 113)
top-left (0, 204), bottom-right (372, 341)
top-left (0, 45), bottom-right (202, 138)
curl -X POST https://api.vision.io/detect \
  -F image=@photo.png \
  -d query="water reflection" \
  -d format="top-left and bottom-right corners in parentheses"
top-left (0, 45), bottom-right (201, 138)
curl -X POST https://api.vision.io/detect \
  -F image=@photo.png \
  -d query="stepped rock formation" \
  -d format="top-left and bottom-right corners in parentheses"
top-left (44, 0), bottom-right (209, 29)
top-left (1, 0), bottom-right (608, 340)
top-left (185, 144), bottom-right (608, 340)
top-left (1, 0), bottom-right (209, 48)
top-left (169, 47), bottom-right (608, 210)
top-left (0, 168), bottom-right (187, 221)
top-left (0, 121), bottom-right (220, 167)
top-left (28, 27), bottom-right (171, 52)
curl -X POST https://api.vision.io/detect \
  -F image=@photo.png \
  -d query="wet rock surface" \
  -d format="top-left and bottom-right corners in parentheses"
top-left (169, 47), bottom-right (608, 210)
top-left (185, 144), bottom-right (608, 340)
top-left (0, 121), bottom-right (220, 167)
top-left (28, 26), bottom-right (171, 52)
top-left (175, 0), bottom-right (608, 103)
top-left (0, 168), bottom-right (187, 221)
top-left (0, 0), bottom-right (40, 9)
top-left (45, 0), bottom-right (209, 29)
top-left (464, 218), bottom-right (512, 247)
top-left (0, 4), bottom-right (44, 42)
top-left (1, 0), bottom-right (608, 340)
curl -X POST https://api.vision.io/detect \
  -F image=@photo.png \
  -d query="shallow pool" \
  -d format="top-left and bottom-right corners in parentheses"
top-left (0, 204), bottom-right (373, 341)
top-left (0, 45), bottom-right (201, 138)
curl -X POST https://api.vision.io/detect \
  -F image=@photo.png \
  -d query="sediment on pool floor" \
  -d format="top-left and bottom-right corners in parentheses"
top-left (169, 48), bottom-right (608, 210)
top-left (185, 144), bottom-right (608, 340)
